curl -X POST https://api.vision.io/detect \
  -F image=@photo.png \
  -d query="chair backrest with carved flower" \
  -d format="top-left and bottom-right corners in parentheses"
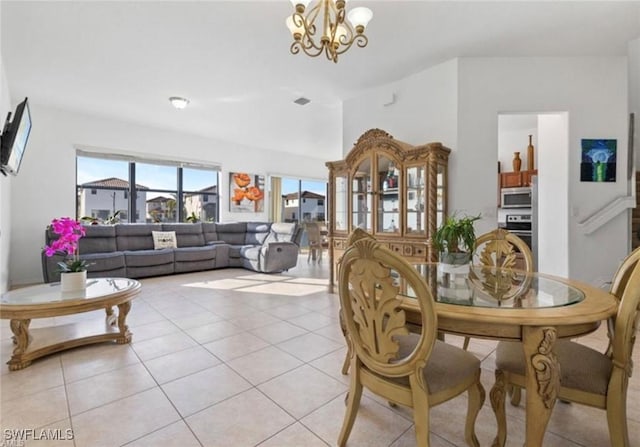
top-left (472, 228), bottom-right (533, 272)
top-left (338, 229), bottom-right (484, 447)
top-left (463, 228), bottom-right (533, 352)
top-left (605, 246), bottom-right (640, 356)
top-left (339, 232), bottom-right (437, 381)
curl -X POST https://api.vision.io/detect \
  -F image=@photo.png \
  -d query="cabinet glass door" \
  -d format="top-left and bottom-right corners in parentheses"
top-left (405, 165), bottom-right (426, 235)
top-left (351, 158), bottom-right (372, 231)
top-left (334, 175), bottom-right (348, 232)
top-left (377, 155), bottom-right (399, 233)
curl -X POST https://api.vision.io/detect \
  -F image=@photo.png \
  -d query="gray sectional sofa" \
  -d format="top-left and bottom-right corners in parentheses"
top-left (42, 222), bottom-right (301, 283)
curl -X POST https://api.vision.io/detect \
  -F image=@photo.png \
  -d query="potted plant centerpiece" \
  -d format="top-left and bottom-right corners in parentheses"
top-left (44, 217), bottom-right (89, 292)
top-left (433, 213), bottom-right (481, 273)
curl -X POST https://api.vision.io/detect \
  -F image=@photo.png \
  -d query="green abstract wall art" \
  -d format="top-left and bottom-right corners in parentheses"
top-left (580, 139), bottom-right (616, 182)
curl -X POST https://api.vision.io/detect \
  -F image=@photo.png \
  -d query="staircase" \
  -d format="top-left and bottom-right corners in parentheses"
top-left (633, 172), bottom-right (640, 250)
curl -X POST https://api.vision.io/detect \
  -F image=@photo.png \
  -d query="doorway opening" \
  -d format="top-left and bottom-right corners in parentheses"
top-left (498, 112), bottom-right (569, 276)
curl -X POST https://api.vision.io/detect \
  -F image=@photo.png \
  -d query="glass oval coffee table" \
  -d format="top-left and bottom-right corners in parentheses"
top-left (0, 278), bottom-right (141, 370)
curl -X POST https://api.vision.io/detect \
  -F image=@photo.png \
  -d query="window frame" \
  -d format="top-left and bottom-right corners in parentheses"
top-left (76, 151), bottom-right (220, 223)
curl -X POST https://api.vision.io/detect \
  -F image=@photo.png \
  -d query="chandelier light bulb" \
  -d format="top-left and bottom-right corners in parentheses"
top-left (169, 97), bottom-right (190, 109)
top-left (334, 23), bottom-right (348, 43)
top-left (286, 15), bottom-right (305, 38)
top-left (347, 7), bottom-right (373, 30)
top-left (289, 0), bottom-right (312, 10)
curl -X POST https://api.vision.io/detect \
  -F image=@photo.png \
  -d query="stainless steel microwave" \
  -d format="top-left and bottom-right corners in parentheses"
top-left (501, 187), bottom-right (532, 208)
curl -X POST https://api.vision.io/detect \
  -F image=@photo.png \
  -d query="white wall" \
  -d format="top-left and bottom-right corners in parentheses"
top-left (458, 57), bottom-right (629, 284)
top-left (630, 38), bottom-right (640, 169)
top-left (10, 105), bottom-right (329, 286)
top-left (342, 58), bottom-right (459, 155)
top-left (537, 113), bottom-right (569, 277)
top-left (0, 0), bottom-right (13, 293)
top-left (343, 56), bottom-right (630, 284)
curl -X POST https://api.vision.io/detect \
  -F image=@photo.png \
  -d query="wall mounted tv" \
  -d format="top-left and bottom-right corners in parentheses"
top-left (1, 97), bottom-right (31, 176)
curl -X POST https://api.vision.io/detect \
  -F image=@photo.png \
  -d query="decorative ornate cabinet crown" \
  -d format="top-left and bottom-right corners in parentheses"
top-left (325, 128), bottom-right (450, 291)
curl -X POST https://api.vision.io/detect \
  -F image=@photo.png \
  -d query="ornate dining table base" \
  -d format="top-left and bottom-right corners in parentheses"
top-left (7, 302), bottom-right (133, 371)
top-left (490, 326), bottom-right (560, 447)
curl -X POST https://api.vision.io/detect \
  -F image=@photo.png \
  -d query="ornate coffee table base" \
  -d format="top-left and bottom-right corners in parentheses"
top-left (7, 303), bottom-right (133, 371)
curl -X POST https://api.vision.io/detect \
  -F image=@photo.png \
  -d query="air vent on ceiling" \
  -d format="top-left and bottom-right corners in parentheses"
top-left (294, 97), bottom-right (311, 106)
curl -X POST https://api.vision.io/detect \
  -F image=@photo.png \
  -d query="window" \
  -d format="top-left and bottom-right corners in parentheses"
top-left (77, 157), bottom-right (129, 219)
top-left (92, 209), bottom-right (110, 220)
top-left (277, 177), bottom-right (328, 224)
top-left (183, 167), bottom-right (218, 222)
top-left (76, 153), bottom-right (219, 223)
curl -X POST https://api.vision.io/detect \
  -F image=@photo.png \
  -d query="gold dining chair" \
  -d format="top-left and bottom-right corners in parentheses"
top-left (305, 222), bottom-right (324, 264)
top-left (465, 228), bottom-right (533, 350)
top-left (606, 246), bottom-right (640, 355)
top-left (472, 228), bottom-right (533, 272)
top-left (489, 254), bottom-right (640, 447)
top-left (338, 231), bottom-right (485, 447)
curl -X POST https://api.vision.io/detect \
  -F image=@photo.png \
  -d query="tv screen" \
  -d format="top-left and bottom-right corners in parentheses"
top-left (1, 97), bottom-right (31, 176)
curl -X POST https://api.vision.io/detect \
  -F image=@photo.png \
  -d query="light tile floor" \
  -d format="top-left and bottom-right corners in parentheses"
top-left (1, 256), bottom-right (639, 447)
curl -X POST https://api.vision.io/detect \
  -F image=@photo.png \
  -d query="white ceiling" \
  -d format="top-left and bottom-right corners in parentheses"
top-left (2, 1), bottom-right (639, 159)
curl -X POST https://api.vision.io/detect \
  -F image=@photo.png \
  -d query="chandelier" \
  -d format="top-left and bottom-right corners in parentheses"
top-left (286, 0), bottom-right (373, 63)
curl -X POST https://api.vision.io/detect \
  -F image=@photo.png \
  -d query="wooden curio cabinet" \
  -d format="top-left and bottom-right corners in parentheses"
top-left (325, 129), bottom-right (450, 291)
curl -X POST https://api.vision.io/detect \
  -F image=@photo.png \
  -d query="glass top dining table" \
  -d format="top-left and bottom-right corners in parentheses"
top-left (406, 263), bottom-right (585, 309)
top-left (396, 262), bottom-right (617, 447)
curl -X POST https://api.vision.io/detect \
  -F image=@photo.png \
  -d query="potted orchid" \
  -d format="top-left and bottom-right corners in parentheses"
top-left (44, 217), bottom-right (89, 291)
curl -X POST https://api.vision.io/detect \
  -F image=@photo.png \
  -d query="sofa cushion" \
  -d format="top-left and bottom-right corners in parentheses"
top-left (245, 222), bottom-right (271, 245)
top-left (228, 245), bottom-right (256, 259)
top-left (202, 222), bottom-right (218, 244)
top-left (79, 225), bottom-right (118, 253)
top-left (124, 249), bottom-right (174, 267)
top-left (116, 224), bottom-right (162, 251)
top-left (162, 223), bottom-right (205, 247)
top-left (152, 231), bottom-right (177, 249)
top-left (216, 222), bottom-right (247, 245)
top-left (174, 246), bottom-right (218, 262)
top-left (126, 263), bottom-right (174, 278)
top-left (241, 246), bottom-right (261, 261)
top-left (264, 222), bottom-right (297, 244)
top-left (82, 252), bottom-right (125, 272)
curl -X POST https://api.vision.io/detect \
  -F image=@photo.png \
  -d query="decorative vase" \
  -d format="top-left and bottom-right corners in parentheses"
top-left (439, 252), bottom-right (471, 286)
top-left (60, 270), bottom-right (87, 293)
top-left (512, 152), bottom-right (522, 172)
top-left (527, 134), bottom-right (535, 170)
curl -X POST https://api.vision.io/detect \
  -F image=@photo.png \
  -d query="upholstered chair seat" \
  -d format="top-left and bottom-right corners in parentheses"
top-left (490, 246), bottom-right (640, 447)
top-left (496, 340), bottom-right (612, 396)
top-left (394, 335), bottom-right (482, 394)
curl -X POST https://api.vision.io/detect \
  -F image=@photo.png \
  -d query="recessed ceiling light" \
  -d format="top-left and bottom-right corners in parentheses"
top-left (169, 96), bottom-right (190, 109)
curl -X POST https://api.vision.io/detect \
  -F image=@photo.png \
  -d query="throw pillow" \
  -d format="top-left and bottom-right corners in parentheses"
top-left (152, 231), bottom-right (177, 249)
